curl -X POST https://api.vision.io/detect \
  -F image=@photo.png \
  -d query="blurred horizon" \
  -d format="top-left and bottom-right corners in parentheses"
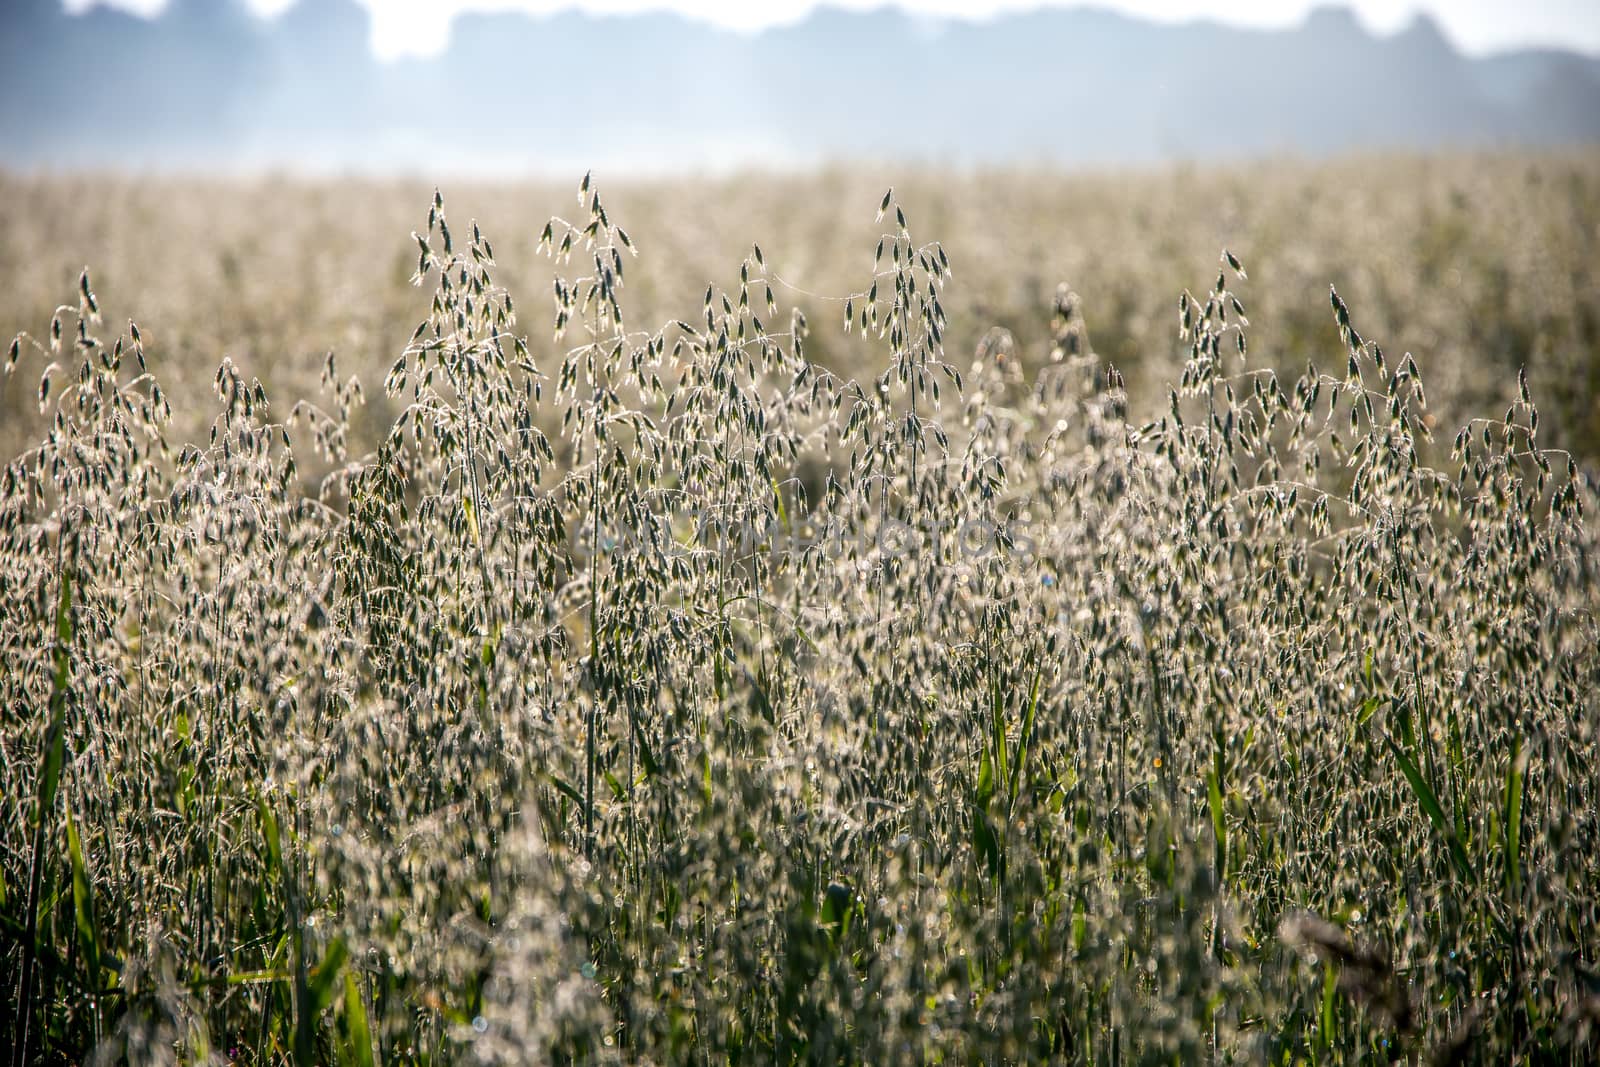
top-left (57, 0), bottom-right (1600, 60)
top-left (4, 0), bottom-right (1600, 176)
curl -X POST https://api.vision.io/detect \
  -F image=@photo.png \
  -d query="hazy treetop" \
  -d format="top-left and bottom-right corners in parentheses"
top-left (7, 1), bottom-right (1599, 174)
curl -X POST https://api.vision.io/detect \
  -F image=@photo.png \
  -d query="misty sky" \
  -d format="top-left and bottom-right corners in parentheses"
top-left (65, 0), bottom-right (1600, 60)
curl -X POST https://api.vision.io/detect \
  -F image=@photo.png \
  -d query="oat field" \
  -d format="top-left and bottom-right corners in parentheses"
top-left (2, 155), bottom-right (1599, 1064)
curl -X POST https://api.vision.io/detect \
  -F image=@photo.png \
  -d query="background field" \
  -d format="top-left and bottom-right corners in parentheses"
top-left (5, 152), bottom-right (1600, 467)
top-left (2, 152), bottom-right (1599, 1064)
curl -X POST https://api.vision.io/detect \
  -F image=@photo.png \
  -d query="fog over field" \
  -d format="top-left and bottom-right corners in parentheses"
top-left (4, 0), bottom-right (1600, 172)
